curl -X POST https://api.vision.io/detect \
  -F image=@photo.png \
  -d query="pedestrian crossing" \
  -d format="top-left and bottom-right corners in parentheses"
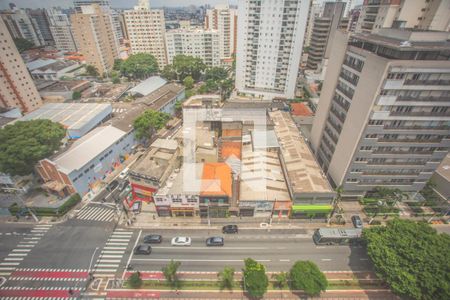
top-left (76, 205), bottom-right (116, 222)
top-left (0, 224), bottom-right (52, 277)
top-left (93, 229), bottom-right (134, 277)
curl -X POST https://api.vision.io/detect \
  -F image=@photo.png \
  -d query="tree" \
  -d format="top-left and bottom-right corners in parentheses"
top-left (272, 272), bottom-right (288, 289)
top-left (218, 266), bottom-right (235, 290)
top-left (183, 76), bottom-right (194, 89)
top-left (0, 120), bottom-right (66, 176)
top-left (172, 55), bottom-right (206, 81)
top-left (127, 271), bottom-right (142, 288)
top-left (174, 100), bottom-right (183, 116)
top-left (204, 67), bottom-right (228, 82)
top-left (219, 78), bottom-right (234, 100)
top-left (85, 65), bottom-right (99, 77)
top-left (133, 110), bottom-right (170, 140)
top-left (162, 260), bottom-right (181, 288)
top-left (14, 38), bottom-right (34, 53)
top-left (72, 91), bottom-right (81, 100)
top-left (120, 53), bottom-right (159, 80)
top-left (113, 58), bottom-right (123, 71)
top-left (161, 64), bottom-right (177, 81)
top-left (242, 258), bottom-right (268, 298)
top-left (111, 71), bottom-right (120, 84)
top-left (364, 219), bottom-right (450, 300)
top-left (290, 261), bottom-right (327, 296)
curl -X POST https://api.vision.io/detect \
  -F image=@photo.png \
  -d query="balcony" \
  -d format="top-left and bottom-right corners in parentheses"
top-left (404, 79), bottom-right (450, 86)
top-left (343, 59), bottom-right (363, 72)
top-left (396, 95), bottom-right (450, 102)
top-left (378, 138), bottom-right (442, 143)
top-left (389, 111), bottom-right (450, 117)
top-left (367, 161), bottom-right (425, 166)
top-left (339, 72), bottom-right (359, 86)
top-left (384, 125), bottom-right (450, 131)
top-left (336, 84), bottom-right (354, 99)
top-left (372, 150), bottom-right (434, 155)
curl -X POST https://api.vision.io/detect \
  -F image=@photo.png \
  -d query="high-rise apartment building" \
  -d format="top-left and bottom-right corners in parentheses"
top-left (310, 29), bottom-right (450, 197)
top-left (235, 0), bottom-right (310, 100)
top-left (27, 9), bottom-right (54, 46)
top-left (205, 4), bottom-right (237, 64)
top-left (71, 5), bottom-right (119, 74)
top-left (0, 18), bottom-right (42, 113)
top-left (124, 0), bottom-right (167, 68)
top-left (47, 9), bottom-right (77, 52)
top-left (307, 2), bottom-right (346, 70)
top-left (303, 0), bottom-right (322, 49)
top-left (165, 29), bottom-right (220, 67)
top-left (356, 0), bottom-right (450, 34)
top-left (1, 9), bottom-right (44, 47)
top-left (73, 0), bottom-right (111, 13)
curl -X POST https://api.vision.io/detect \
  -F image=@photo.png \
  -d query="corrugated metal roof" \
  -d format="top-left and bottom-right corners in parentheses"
top-left (26, 59), bottom-right (57, 71)
top-left (53, 126), bottom-right (126, 174)
top-left (129, 76), bottom-right (167, 96)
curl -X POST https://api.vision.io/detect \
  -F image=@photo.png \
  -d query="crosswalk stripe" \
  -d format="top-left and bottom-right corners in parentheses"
top-left (8, 253), bottom-right (27, 256)
top-left (103, 247), bottom-right (127, 250)
top-left (97, 259), bottom-right (121, 263)
top-left (0, 267), bottom-right (16, 270)
top-left (105, 243), bottom-right (128, 246)
top-left (12, 249), bottom-right (31, 252)
top-left (94, 269), bottom-right (117, 273)
top-left (101, 251), bottom-right (125, 254)
top-left (0, 262), bottom-right (20, 265)
top-left (98, 255), bottom-right (122, 258)
top-left (95, 264), bottom-right (119, 268)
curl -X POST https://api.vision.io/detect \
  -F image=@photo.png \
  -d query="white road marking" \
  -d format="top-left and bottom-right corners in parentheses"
top-left (151, 246), bottom-right (268, 250)
top-left (279, 259), bottom-right (290, 262)
top-left (321, 259), bottom-right (333, 261)
top-left (122, 229), bottom-right (141, 279)
top-left (131, 258), bottom-right (272, 262)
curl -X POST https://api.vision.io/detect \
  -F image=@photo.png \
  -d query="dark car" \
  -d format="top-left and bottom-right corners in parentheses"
top-left (143, 234), bottom-right (162, 244)
top-left (134, 244), bottom-right (152, 255)
top-left (107, 180), bottom-right (119, 191)
top-left (206, 237), bottom-right (224, 246)
top-left (351, 215), bottom-right (363, 228)
top-left (222, 225), bottom-right (238, 234)
top-left (118, 181), bottom-right (129, 192)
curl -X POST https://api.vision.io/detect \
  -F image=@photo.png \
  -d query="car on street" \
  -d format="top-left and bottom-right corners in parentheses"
top-left (222, 225), bottom-right (238, 234)
top-left (118, 181), bottom-right (128, 192)
top-left (171, 236), bottom-right (192, 246)
top-left (143, 234), bottom-right (162, 244)
top-left (119, 167), bottom-right (129, 180)
top-left (351, 215), bottom-right (363, 228)
top-left (134, 244), bottom-right (151, 255)
top-left (206, 237), bottom-right (224, 246)
top-left (107, 180), bottom-right (119, 191)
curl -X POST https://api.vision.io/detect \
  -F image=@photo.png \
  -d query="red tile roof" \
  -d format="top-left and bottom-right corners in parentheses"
top-left (291, 103), bottom-right (313, 116)
top-left (201, 163), bottom-right (232, 197)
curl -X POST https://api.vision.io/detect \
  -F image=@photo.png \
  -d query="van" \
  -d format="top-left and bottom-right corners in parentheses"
top-left (119, 167), bottom-right (129, 179)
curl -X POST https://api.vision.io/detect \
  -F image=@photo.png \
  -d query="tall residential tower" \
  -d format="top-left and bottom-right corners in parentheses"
top-left (235, 0), bottom-right (310, 99)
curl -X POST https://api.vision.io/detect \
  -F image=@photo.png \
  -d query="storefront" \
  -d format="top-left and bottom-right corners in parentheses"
top-left (131, 183), bottom-right (155, 202)
top-left (171, 207), bottom-right (196, 217)
top-left (290, 205), bottom-right (333, 219)
top-left (273, 201), bottom-right (292, 218)
top-left (156, 205), bottom-right (171, 217)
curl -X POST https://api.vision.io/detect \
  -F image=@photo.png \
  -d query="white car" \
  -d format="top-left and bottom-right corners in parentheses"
top-left (171, 236), bottom-right (192, 246)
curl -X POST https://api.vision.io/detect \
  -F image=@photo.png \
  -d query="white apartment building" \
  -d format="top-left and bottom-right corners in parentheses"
top-left (205, 4), bottom-right (237, 64)
top-left (311, 29), bottom-right (450, 197)
top-left (47, 9), bottom-right (77, 52)
top-left (1, 9), bottom-right (44, 47)
top-left (235, 0), bottom-right (310, 100)
top-left (165, 29), bottom-right (220, 67)
top-left (124, 0), bottom-right (167, 68)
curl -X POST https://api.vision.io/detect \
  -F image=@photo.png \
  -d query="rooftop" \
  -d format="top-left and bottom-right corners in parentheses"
top-left (201, 163), bottom-right (232, 197)
top-left (435, 155), bottom-right (450, 182)
top-left (108, 103), bottom-right (145, 132)
top-left (156, 165), bottom-right (204, 196)
top-left (269, 111), bottom-right (333, 194)
top-left (240, 143), bottom-right (290, 202)
top-left (18, 103), bottom-right (112, 132)
top-left (26, 59), bottom-right (57, 71)
top-left (251, 130), bottom-right (279, 150)
top-left (151, 138), bottom-right (178, 151)
top-left (136, 83), bottom-right (185, 109)
top-left (52, 126), bottom-right (126, 174)
top-left (221, 141), bottom-right (241, 160)
top-left (37, 80), bottom-right (90, 92)
top-left (129, 76), bottom-right (167, 97)
top-left (183, 94), bottom-right (221, 108)
top-left (290, 103), bottom-right (313, 117)
top-left (30, 60), bottom-right (78, 73)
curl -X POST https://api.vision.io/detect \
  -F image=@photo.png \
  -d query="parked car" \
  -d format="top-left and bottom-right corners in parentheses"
top-left (119, 167), bottom-right (129, 180)
top-left (143, 234), bottom-right (162, 244)
top-left (118, 181), bottom-right (128, 192)
top-left (171, 236), bottom-right (192, 246)
top-left (222, 225), bottom-right (238, 234)
top-left (107, 180), bottom-right (119, 191)
top-left (206, 237), bottom-right (224, 246)
top-left (351, 215), bottom-right (363, 228)
top-left (134, 244), bottom-right (151, 255)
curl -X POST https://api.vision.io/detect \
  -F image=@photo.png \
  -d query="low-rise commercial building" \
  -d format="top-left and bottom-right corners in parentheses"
top-left (27, 59), bottom-right (83, 80)
top-left (270, 110), bottom-right (335, 218)
top-left (182, 94), bottom-right (222, 109)
top-left (36, 80), bottom-right (90, 101)
top-left (129, 139), bottom-right (180, 203)
top-left (18, 103), bottom-right (112, 139)
top-left (200, 162), bottom-right (232, 218)
top-left (36, 125), bottom-right (135, 197)
top-left (135, 82), bottom-right (185, 115)
top-left (129, 76), bottom-right (167, 97)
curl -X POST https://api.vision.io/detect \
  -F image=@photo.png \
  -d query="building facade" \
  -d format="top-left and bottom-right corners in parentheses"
top-left (124, 0), bottom-right (167, 68)
top-left (307, 2), bottom-right (346, 70)
top-left (27, 8), bottom-right (54, 46)
top-left (165, 29), bottom-right (220, 67)
top-left (205, 4), bottom-right (237, 64)
top-left (235, 0), bottom-right (310, 99)
top-left (47, 8), bottom-right (78, 52)
top-left (1, 9), bottom-right (44, 47)
top-left (310, 29), bottom-right (450, 197)
top-left (0, 18), bottom-right (43, 113)
top-left (71, 4), bottom-right (119, 74)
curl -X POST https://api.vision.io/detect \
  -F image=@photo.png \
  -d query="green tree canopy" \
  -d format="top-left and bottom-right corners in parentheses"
top-left (133, 110), bottom-right (170, 140)
top-left (127, 271), bottom-right (142, 288)
top-left (289, 260), bottom-right (327, 296)
top-left (172, 55), bottom-right (206, 81)
top-left (85, 65), bottom-right (99, 77)
top-left (272, 272), bottom-right (288, 289)
top-left (161, 64), bottom-right (177, 81)
top-left (204, 67), bottom-right (228, 82)
top-left (364, 219), bottom-right (450, 300)
top-left (120, 53), bottom-right (159, 80)
top-left (0, 120), bottom-right (66, 176)
top-left (242, 258), bottom-right (268, 298)
top-left (218, 266), bottom-right (235, 290)
top-left (14, 38), bottom-right (34, 53)
top-left (113, 58), bottom-right (123, 71)
top-left (162, 260), bottom-right (181, 288)
top-left (183, 76), bottom-right (194, 89)
top-left (72, 91), bottom-right (81, 100)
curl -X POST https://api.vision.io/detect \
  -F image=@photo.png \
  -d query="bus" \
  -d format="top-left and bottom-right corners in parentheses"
top-left (313, 228), bottom-right (362, 245)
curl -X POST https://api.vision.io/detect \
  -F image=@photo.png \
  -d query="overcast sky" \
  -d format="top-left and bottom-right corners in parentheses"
top-left (1, 0), bottom-right (362, 10)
